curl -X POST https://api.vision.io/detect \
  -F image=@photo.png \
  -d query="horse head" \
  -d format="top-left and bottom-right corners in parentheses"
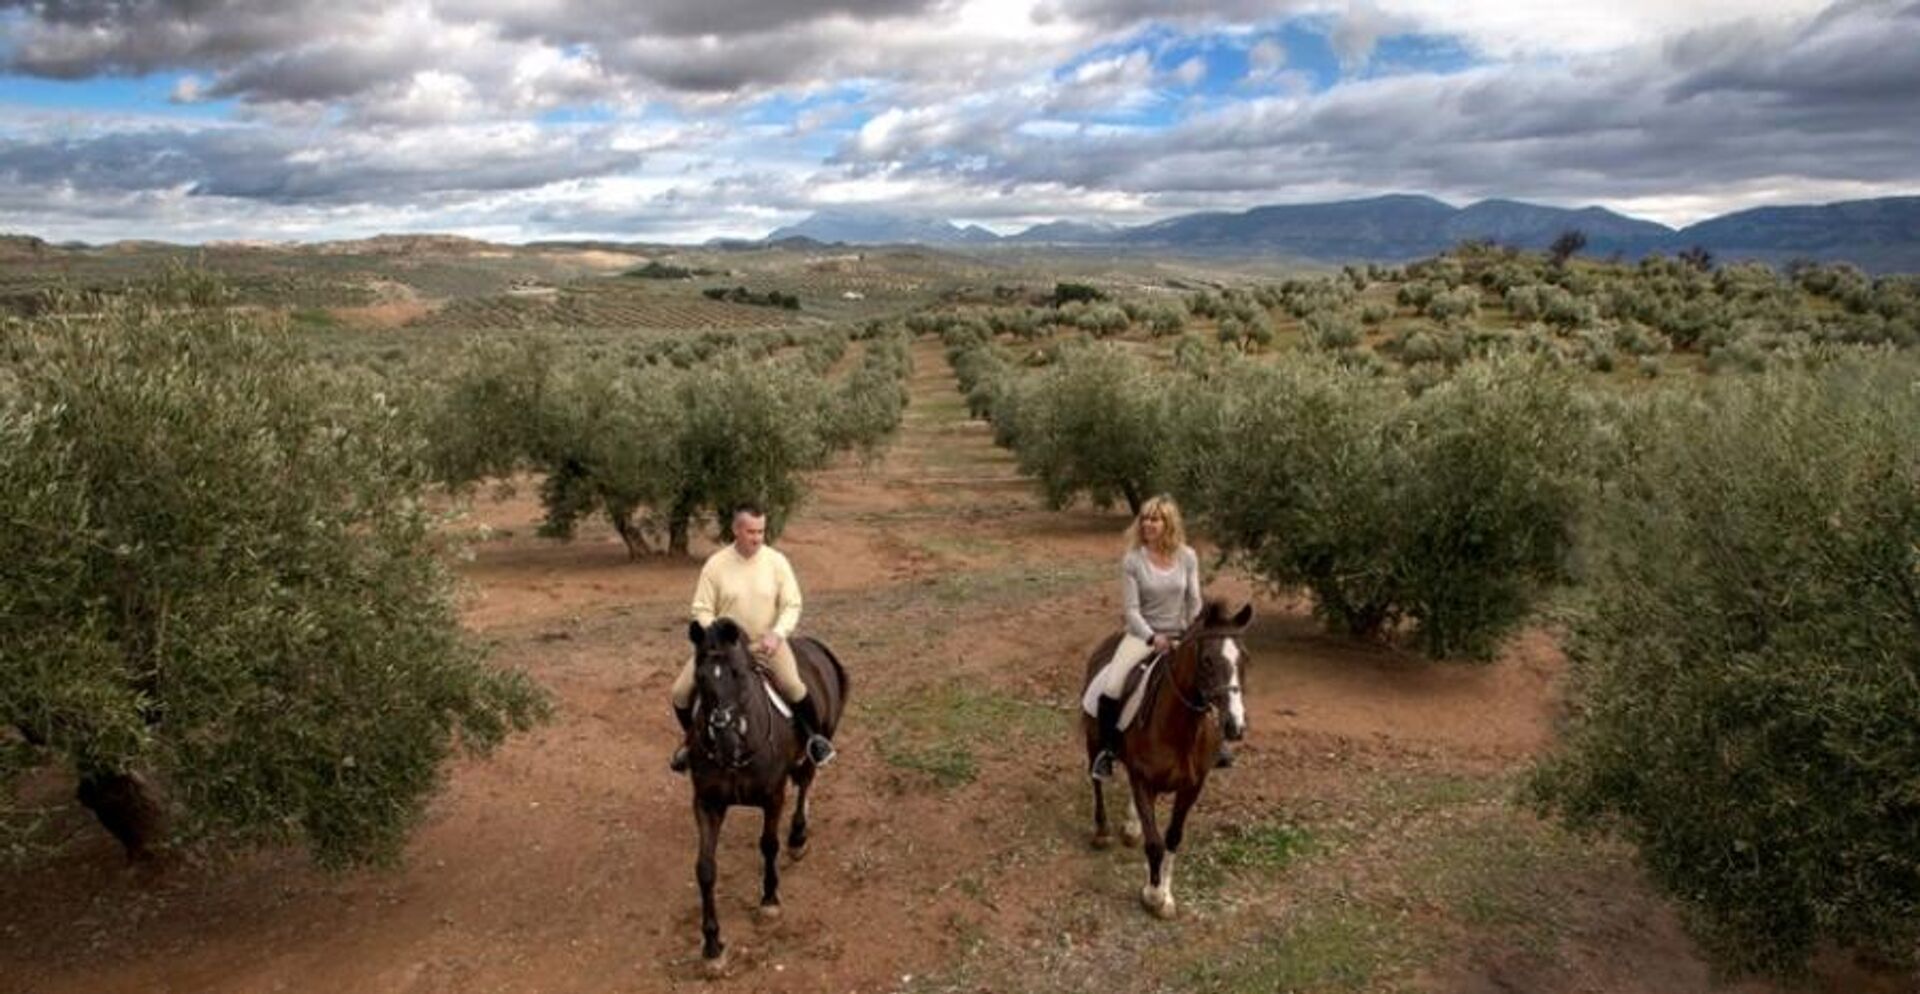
top-left (687, 618), bottom-right (760, 769)
top-left (1186, 600), bottom-right (1253, 741)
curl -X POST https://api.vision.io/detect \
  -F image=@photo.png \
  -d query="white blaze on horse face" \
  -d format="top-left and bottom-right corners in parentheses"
top-left (1223, 639), bottom-right (1247, 730)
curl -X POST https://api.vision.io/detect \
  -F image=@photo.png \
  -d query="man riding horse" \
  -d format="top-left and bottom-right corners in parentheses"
top-left (670, 503), bottom-right (835, 773)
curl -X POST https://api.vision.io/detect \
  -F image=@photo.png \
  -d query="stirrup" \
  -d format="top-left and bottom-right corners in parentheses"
top-left (1089, 749), bottom-right (1116, 782)
top-left (805, 735), bottom-right (836, 767)
top-left (669, 746), bottom-right (690, 774)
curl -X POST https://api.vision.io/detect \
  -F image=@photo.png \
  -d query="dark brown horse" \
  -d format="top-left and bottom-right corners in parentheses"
top-left (685, 619), bottom-right (849, 976)
top-left (1081, 600), bottom-right (1251, 918)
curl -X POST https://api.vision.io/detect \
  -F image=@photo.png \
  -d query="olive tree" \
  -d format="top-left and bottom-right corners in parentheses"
top-left (1533, 363), bottom-right (1920, 976)
top-left (661, 357), bottom-right (833, 552)
top-left (1, 304), bottom-right (547, 867)
top-left (1174, 353), bottom-right (1591, 658)
top-left (999, 343), bottom-right (1169, 515)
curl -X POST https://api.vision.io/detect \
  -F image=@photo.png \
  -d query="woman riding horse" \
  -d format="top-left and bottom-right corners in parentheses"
top-left (1082, 495), bottom-right (1204, 781)
top-left (1083, 600), bottom-right (1250, 918)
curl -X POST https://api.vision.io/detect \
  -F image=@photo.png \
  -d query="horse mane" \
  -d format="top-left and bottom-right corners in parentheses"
top-left (708, 618), bottom-right (744, 645)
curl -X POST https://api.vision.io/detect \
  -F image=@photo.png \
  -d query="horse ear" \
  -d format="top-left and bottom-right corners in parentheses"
top-left (688, 621), bottom-right (706, 648)
top-left (1231, 603), bottom-right (1254, 628)
top-left (713, 619), bottom-right (741, 645)
top-left (1201, 599), bottom-right (1226, 626)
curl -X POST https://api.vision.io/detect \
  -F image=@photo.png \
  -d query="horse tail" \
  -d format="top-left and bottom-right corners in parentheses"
top-left (817, 639), bottom-right (850, 705)
top-left (795, 637), bottom-right (850, 733)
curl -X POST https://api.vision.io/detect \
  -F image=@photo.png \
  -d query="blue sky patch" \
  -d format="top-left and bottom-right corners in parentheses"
top-left (0, 73), bottom-right (238, 121)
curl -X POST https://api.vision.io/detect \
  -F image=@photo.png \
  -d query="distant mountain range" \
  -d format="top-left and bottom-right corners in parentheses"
top-left (763, 194), bottom-right (1920, 272)
top-left (767, 208), bottom-right (1000, 246)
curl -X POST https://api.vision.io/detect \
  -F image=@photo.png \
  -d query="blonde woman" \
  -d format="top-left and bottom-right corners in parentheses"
top-left (1083, 495), bottom-right (1202, 781)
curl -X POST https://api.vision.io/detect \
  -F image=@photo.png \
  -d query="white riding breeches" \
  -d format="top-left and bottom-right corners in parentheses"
top-left (1081, 634), bottom-right (1159, 716)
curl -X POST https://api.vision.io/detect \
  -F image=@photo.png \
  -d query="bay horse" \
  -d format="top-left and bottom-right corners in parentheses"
top-left (1081, 600), bottom-right (1251, 918)
top-left (684, 618), bottom-right (849, 977)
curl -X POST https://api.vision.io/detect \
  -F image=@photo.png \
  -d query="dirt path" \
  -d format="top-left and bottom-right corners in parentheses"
top-left (1, 340), bottom-right (1900, 994)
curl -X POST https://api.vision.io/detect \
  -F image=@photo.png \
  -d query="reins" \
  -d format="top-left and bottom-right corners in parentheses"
top-left (1158, 631), bottom-right (1237, 715)
top-left (693, 652), bottom-right (781, 770)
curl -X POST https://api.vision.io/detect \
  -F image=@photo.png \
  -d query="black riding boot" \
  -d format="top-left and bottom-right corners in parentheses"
top-left (668, 704), bottom-right (694, 774)
top-left (1090, 696), bottom-right (1123, 781)
top-left (792, 696), bottom-right (836, 767)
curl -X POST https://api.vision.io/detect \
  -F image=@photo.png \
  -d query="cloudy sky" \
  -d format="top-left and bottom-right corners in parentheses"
top-left (1, 0), bottom-right (1916, 243)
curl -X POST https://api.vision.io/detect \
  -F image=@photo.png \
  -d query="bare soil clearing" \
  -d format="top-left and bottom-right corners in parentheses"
top-left (1, 341), bottom-right (1902, 994)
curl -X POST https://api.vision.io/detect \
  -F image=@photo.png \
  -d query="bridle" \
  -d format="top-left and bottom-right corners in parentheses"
top-left (694, 648), bottom-right (774, 770)
top-left (1165, 631), bottom-right (1238, 715)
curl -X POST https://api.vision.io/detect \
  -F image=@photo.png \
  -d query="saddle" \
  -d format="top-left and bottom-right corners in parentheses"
top-left (1116, 649), bottom-right (1168, 731)
top-left (749, 662), bottom-right (793, 718)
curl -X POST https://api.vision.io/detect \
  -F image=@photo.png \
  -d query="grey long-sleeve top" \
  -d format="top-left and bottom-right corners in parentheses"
top-left (1121, 545), bottom-right (1202, 641)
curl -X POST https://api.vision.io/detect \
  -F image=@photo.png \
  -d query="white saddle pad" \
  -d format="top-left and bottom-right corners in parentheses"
top-left (1118, 657), bottom-right (1160, 731)
top-left (763, 675), bottom-right (792, 718)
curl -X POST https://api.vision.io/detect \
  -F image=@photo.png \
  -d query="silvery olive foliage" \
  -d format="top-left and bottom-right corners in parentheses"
top-left (1, 296), bottom-right (548, 867)
top-left (1532, 361), bottom-right (1920, 976)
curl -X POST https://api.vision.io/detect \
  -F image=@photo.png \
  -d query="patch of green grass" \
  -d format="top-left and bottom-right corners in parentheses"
top-left (1289, 773), bottom-right (1601, 971)
top-left (927, 561), bottom-right (1105, 605)
top-left (910, 385), bottom-right (972, 421)
top-left (864, 679), bottom-right (1065, 789)
top-left (1213, 821), bottom-right (1320, 878)
top-left (1403, 808), bottom-right (1587, 946)
top-left (1368, 772), bottom-right (1507, 814)
top-left (915, 439), bottom-right (1010, 476)
top-left (1186, 819), bottom-right (1316, 893)
top-left (1182, 904), bottom-right (1414, 994)
top-left (914, 533), bottom-right (1016, 561)
top-left (288, 306), bottom-right (339, 330)
top-left (876, 738), bottom-right (979, 788)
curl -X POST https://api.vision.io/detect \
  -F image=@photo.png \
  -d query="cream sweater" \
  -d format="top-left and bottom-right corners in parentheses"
top-left (690, 545), bottom-right (802, 639)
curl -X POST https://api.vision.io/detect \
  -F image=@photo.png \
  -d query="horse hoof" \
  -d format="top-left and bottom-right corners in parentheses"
top-left (1121, 827), bottom-right (1142, 847)
top-left (1139, 886), bottom-right (1175, 918)
top-left (1091, 833), bottom-right (1114, 851)
top-left (787, 843), bottom-right (808, 863)
top-left (755, 903), bottom-right (782, 922)
top-left (702, 949), bottom-right (730, 979)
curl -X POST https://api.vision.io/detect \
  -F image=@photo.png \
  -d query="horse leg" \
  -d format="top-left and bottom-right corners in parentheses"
top-left (695, 801), bottom-right (729, 975)
top-left (1157, 786), bottom-right (1202, 920)
top-left (1130, 778), bottom-right (1174, 919)
top-left (787, 764), bottom-right (814, 860)
top-left (757, 787), bottom-right (786, 918)
top-left (1119, 766), bottom-right (1143, 847)
top-left (1087, 713), bottom-right (1116, 849)
top-left (1090, 776), bottom-right (1114, 849)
